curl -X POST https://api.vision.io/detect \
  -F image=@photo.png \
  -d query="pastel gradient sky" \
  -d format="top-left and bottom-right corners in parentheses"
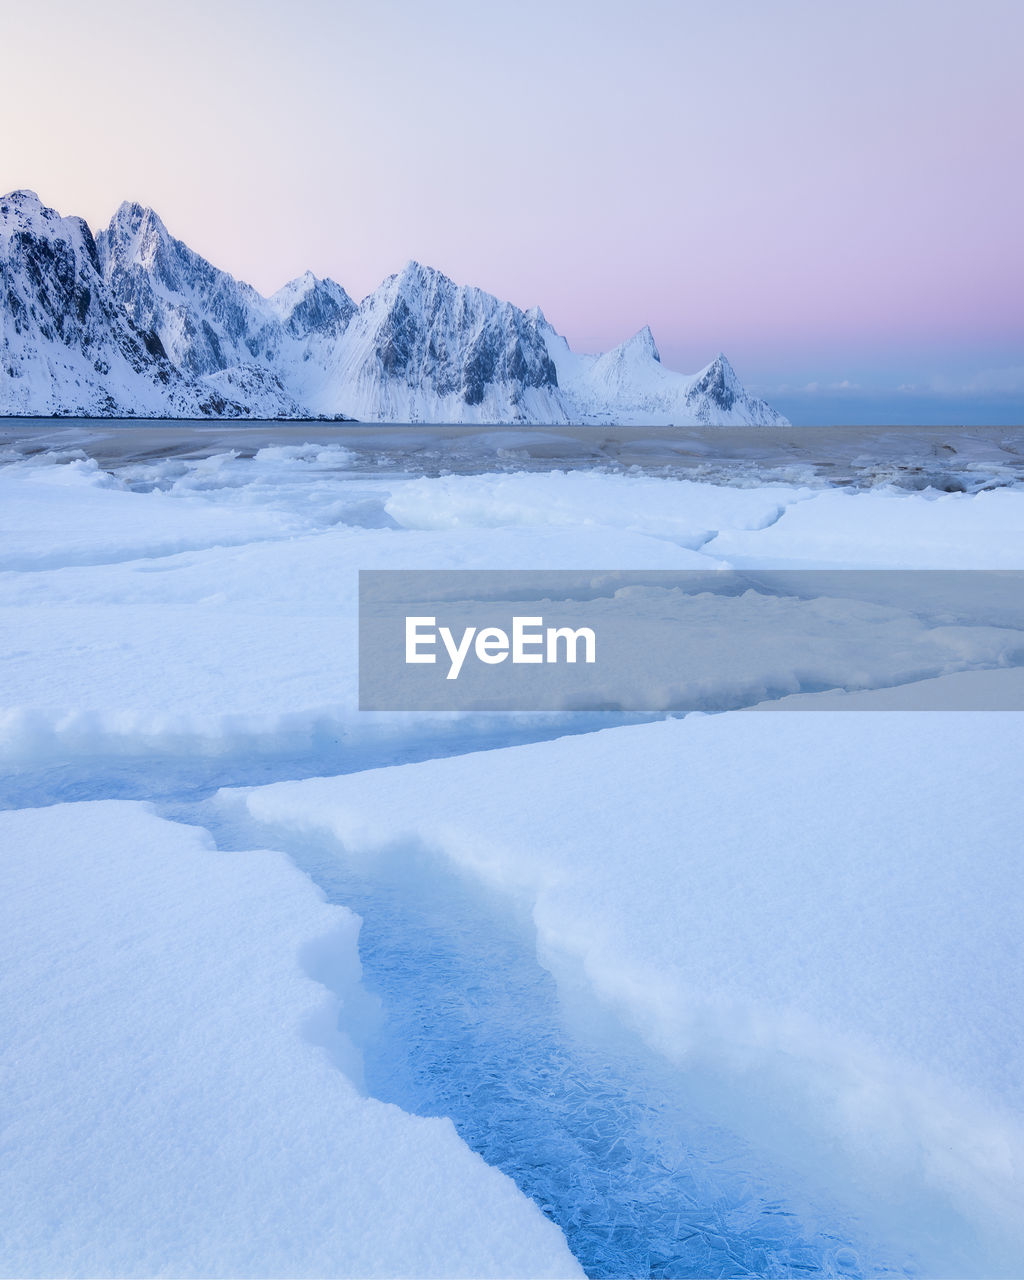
top-left (5, 0), bottom-right (1022, 421)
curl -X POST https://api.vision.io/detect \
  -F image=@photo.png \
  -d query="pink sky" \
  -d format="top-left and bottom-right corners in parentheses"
top-left (4, 0), bottom-right (1022, 417)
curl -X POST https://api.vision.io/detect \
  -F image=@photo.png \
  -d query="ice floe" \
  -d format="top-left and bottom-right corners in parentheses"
top-left (0, 800), bottom-right (581, 1278)
top-left (226, 710), bottom-right (1024, 1277)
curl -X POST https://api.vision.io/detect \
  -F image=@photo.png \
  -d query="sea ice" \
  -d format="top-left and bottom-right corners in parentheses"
top-left (3, 439), bottom-right (1024, 1278)
top-left (0, 800), bottom-right (581, 1278)
top-left (225, 710), bottom-right (1024, 1278)
top-left (0, 454), bottom-right (305, 571)
top-left (705, 486), bottom-right (1024, 568)
top-left (2, 452), bottom-right (1023, 767)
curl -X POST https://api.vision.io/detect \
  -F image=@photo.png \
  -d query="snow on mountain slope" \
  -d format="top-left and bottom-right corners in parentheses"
top-left (536, 314), bottom-right (787, 426)
top-left (2, 191), bottom-right (788, 424)
top-left (97, 202), bottom-right (276, 378)
top-left (96, 202), bottom-right (349, 417)
top-left (314, 261), bottom-right (568, 423)
top-left (0, 191), bottom-right (203, 416)
top-left (269, 269), bottom-right (356, 339)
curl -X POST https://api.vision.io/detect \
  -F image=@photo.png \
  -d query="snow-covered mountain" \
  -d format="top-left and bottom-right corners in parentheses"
top-left (309, 260), bottom-right (567, 423)
top-left (1, 191), bottom-right (788, 425)
top-left (534, 317), bottom-right (784, 426)
top-left (0, 191), bottom-right (203, 416)
top-left (95, 202), bottom-right (354, 418)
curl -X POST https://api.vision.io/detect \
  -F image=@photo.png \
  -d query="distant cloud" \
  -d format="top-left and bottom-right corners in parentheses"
top-left (757, 379), bottom-right (862, 396)
top-left (905, 367), bottom-right (1024, 395)
top-left (761, 370), bottom-right (1022, 399)
top-left (959, 367), bottom-right (1024, 394)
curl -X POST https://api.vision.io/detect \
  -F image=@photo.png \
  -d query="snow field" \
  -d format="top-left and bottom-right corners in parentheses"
top-left (2, 452), bottom-right (1023, 765)
top-left (0, 456), bottom-right (307, 571)
top-left (3, 443), bottom-right (1024, 1277)
top-left (225, 711), bottom-right (1024, 1278)
top-left (706, 485), bottom-right (1024, 568)
top-left (0, 800), bottom-right (581, 1279)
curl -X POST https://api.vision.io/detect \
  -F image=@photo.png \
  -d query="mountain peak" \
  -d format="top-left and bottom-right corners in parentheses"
top-left (592, 326), bottom-right (662, 374)
top-left (271, 270), bottom-right (318, 302)
top-left (1, 192), bottom-right (788, 425)
top-left (395, 259), bottom-right (457, 291)
top-left (2, 189), bottom-right (45, 209)
top-left (0, 191), bottom-right (47, 235)
top-left (686, 353), bottom-right (747, 414)
top-left (270, 271), bottom-right (355, 338)
top-left (108, 201), bottom-right (169, 240)
top-left (624, 325), bottom-right (661, 363)
top-left (0, 191), bottom-right (97, 258)
top-left (708, 352), bottom-right (741, 385)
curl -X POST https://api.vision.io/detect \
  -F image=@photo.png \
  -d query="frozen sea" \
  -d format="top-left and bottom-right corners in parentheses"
top-left (1, 420), bottom-right (1023, 1280)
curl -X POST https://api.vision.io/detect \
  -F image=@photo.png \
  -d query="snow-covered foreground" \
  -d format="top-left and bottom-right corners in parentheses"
top-left (0, 801), bottom-right (579, 1279)
top-left (2, 448), bottom-right (1023, 767)
top-left (219, 715), bottom-right (1024, 1277)
top-left (1, 433), bottom-right (1023, 1278)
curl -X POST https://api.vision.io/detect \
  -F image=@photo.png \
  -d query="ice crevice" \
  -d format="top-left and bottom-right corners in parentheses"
top-left (184, 795), bottom-right (918, 1280)
top-left (0, 711), bottom-right (657, 809)
top-left (0, 799), bottom-right (582, 1280)
top-left (191, 706), bottom-right (1024, 1280)
top-left (3, 442), bottom-right (1024, 1277)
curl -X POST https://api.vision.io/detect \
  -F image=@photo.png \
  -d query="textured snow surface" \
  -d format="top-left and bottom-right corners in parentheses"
top-left (2, 439), bottom-right (1024, 1277)
top-left (2, 453), bottom-right (1023, 764)
top-left (0, 800), bottom-right (581, 1279)
top-left (229, 712), bottom-right (1024, 1277)
top-left (2, 191), bottom-right (786, 424)
top-left (0, 455), bottom-right (304, 570)
top-left (706, 485), bottom-right (1024, 568)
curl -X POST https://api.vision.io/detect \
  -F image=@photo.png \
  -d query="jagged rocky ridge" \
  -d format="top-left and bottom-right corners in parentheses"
top-left (1, 191), bottom-right (788, 424)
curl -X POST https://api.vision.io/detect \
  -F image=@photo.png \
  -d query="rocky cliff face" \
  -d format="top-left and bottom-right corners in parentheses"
top-left (313, 261), bottom-right (568, 423)
top-left (1, 191), bottom-right (788, 425)
top-left (0, 191), bottom-right (201, 415)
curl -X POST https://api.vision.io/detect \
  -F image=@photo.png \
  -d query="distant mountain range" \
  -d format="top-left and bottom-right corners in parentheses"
top-left (0, 191), bottom-right (787, 425)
